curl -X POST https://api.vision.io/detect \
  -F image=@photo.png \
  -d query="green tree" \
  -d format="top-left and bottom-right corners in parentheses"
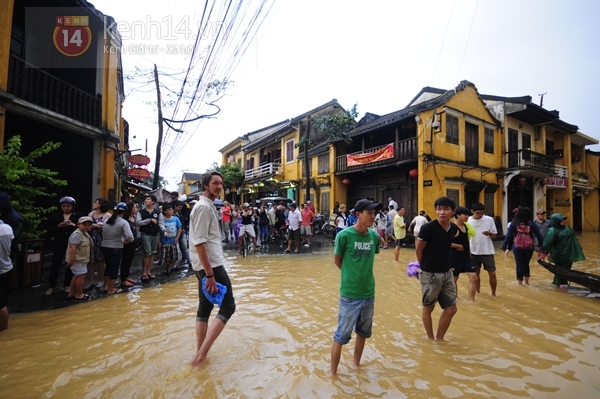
top-left (141, 172), bottom-right (168, 189)
top-left (310, 103), bottom-right (359, 143)
top-left (0, 135), bottom-right (68, 239)
top-left (207, 162), bottom-right (244, 188)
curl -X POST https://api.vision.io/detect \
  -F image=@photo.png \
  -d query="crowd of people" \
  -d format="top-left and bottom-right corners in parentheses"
top-left (329, 196), bottom-right (587, 375)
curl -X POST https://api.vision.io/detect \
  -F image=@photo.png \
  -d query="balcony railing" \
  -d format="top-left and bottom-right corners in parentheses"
top-left (244, 162), bottom-right (283, 179)
top-left (7, 55), bottom-right (101, 127)
top-left (554, 165), bottom-right (568, 178)
top-left (505, 149), bottom-right (554, 172)
top-left (335, 137), bottom-right (416, 174)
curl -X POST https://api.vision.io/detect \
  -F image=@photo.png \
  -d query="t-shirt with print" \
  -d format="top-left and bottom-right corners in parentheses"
top-left (334, 226), bottom-right (380, 299)
top-left (161, 216), bottom-right (182, 245)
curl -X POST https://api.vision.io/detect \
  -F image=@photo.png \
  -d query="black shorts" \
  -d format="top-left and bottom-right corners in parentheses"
top-left (288, 228), bottom-right (300, 242)
top-left (196, 266), bottom-right (236, 323)
top-left (0, 270), bottom-right (12, 309)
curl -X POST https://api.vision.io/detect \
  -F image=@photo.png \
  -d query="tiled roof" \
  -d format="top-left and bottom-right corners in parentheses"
top-left (182, 172), bottom-right (203, 182)
top-left (337, 81), bottom-right (500, 141)
top-left (242, 99), bottom-right (346, 152)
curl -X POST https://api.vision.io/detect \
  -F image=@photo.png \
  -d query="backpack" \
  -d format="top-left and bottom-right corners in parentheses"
top-left (514, 223), bottom-right (534, 250)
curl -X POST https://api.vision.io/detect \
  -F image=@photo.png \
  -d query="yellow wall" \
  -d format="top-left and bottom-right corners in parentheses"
top-left (0, 0), bottom-right (15, 150)
top-left (418, 85), bottom-right (503, 214)
top-left (584, 151), bottom-right (599, 230)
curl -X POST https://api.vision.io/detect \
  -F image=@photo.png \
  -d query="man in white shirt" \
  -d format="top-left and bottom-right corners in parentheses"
top-left (189, 172), bottom-right (236, 366)
top-left (388, 197), bottom-right (398, 211)
top-left (285, 203), bottom-right (302, 253)
top-left (467, 202), bottom-right (498, 296)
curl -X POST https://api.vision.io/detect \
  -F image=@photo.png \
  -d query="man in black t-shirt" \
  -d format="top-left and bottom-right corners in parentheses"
top-left (416, 196), bottom-right (459, 341)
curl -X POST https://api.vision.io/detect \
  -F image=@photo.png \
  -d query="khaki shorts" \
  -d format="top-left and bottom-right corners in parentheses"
top-left (300, 225), bottom-right (312, 236)
top-left (419, 270), bottom-right (457, 309)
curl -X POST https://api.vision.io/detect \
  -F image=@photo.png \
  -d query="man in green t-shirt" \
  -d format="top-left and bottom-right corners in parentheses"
top-left (330, 199), bottom-right (381, 375)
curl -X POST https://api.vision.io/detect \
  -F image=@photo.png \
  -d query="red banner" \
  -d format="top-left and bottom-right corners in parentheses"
top-left (128, 154), bottom-right (151, 166)
top-left (347, 144), bottom-right (394, 167)
top-left (128, 168), bottom-right (151, 179)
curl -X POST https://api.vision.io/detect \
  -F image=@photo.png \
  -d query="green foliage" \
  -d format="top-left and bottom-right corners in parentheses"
top-left (0, 135), bottom-right (67, 239)
top-left (311, 103), bottom-right (359, 143)
top-left (207, 162), bottom-right (244, 188)
top-left (141, 172), bottom-right (168, 189)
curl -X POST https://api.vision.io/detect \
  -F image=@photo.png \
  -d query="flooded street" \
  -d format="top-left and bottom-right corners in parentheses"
top-left (2, 234), bottom-right (600, 398)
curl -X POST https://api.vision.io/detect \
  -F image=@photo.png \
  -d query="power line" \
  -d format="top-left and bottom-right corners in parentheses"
top-left (430, 0), bottom-right (456, 84)
top-left (455, 0), bottom-right (479, 84)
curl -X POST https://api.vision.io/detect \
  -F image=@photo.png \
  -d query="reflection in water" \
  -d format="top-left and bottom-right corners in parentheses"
top-left (2, 234), bottom-right (600, 398)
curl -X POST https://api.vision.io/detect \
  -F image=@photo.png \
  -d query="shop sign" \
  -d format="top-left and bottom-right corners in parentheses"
top-left (423, 180), bottom-right (432, 187)
top-left (128, 168), bottom-right (151, 179)
top-left (554, 197), bottom-right (571, 207)
top-left (546, 176), bottom-right (567, 188)
top-left (128, 154), bottom-right (151, 166)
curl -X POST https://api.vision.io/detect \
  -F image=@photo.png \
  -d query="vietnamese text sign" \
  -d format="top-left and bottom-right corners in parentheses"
top-left (347, 144), bottom-right (394, 167)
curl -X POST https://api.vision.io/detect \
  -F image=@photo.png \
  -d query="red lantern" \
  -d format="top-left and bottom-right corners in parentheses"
top-left (342, 178), bottom-right (351, 185)
top-left (408, 169), bottom-right (418, 178)
top-left (519, 176), bottom-right (527, 186)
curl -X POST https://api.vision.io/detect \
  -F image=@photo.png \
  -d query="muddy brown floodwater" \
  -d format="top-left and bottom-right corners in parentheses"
top-left (2, 233), bottom-right (600, 398)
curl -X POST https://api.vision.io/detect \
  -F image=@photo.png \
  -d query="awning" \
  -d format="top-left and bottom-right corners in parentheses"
top-left (123, 180), bottom-right (152, 191)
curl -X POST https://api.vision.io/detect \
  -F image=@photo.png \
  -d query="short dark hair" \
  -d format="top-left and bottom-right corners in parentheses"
top-left (171, 191), bottom-right (179, 197)
top-left (201, 171), bottom-right (223, 190)
top-left (454, 206), bottom-right (470, 216)
top-left (471, 202), bottom-right (485, 211)
top-left (434, 196), bottom-right (456, 210)
top-left (95, 197), bottom-right (110, 213)
top-left (162, 204), bottom-right (173, 211)
top-left (145, 194), bottom-right (157, 204)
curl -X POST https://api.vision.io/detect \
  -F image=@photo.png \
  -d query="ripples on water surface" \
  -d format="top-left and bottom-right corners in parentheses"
top-left (2, 234), bottom-right (600, 398)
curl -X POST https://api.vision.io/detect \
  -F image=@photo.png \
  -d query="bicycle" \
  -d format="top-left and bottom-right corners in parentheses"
top-left (268, 225), bottom-right (289, 248)
top-left (241, 231), bottom-right (254, 257)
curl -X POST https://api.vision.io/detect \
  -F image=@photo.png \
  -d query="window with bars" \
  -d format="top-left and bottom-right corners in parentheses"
top-left (484, 192), bottom-right (494, 216)
top-left (318, 154), bottom-right (329, 174)
top-left (446, 189), bottom-right (459, 206)
top-left (484, 128), bottom-right (494, 154)
top-left (285, 139), bottom-right (295, 164)
top-left (446, 115), bottom-right (459, 145)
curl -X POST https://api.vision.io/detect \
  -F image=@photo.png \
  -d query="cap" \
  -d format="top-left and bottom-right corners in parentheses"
top-left (536, 209), bottom-right (546, 215)
top-left (78, 216), bottom-right (93, 224)
top-left (354, 199), bottom-right (383, 213)
top-left (113, 202), bottom-right (127, 211)
top-left (243, 202), bottom-right (249, 207)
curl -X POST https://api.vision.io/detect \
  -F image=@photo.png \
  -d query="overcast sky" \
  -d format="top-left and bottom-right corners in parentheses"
top-left (97, 0), bottom-right (600, 190)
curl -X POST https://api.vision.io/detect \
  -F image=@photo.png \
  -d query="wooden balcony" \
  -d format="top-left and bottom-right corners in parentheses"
top-left (505, 149), bottom-right (554, 174)
top-left (244, 162), bottom-right (283, 180)
top-left (335, 137), bottom-right (416, 174)
top-left (7, 55), bottom-right (101, 127)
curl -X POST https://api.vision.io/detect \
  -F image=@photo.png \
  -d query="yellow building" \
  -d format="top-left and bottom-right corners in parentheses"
top-left (0, 0), bottom-right (126, 209)
top-left (177, 172), bottom-right (204, 196)
top-left (482, 95), bottom-right (599, 231)
top-left (238, 99), bottom-right (347, 213)
top-left (332, 81), bottom-right (503, 224)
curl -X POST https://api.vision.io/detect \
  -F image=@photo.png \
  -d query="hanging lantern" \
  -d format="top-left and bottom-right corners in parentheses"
top-left (342, 178), bottom-right (351, 185)
top-left (408, 168), bottom-right (418, 178)
top-left (519, 176), bottom-right (527, 186)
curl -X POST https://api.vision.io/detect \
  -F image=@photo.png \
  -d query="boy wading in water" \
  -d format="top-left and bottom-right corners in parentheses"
top-left (330, 199), bottom-right (381, 375)
top-left (416, 197), bottom-right (459, 340)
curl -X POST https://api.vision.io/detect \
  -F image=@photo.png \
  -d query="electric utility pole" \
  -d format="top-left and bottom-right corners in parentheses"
top-left (304, 115), bottom-right (311, 202)
top-left (153, 63), bottom-right (163, 189)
